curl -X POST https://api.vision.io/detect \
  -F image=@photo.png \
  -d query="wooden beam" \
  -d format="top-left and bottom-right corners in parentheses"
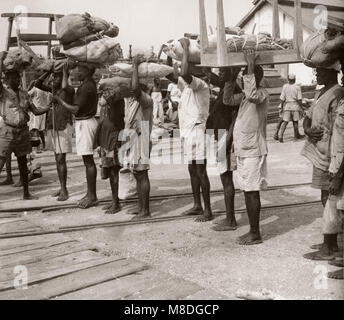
top-left (1, 13), bottom-right (63, 19)
top-left (9, 34), bottom-right (57, 42)
top-left (293, 0), bottom-right (303, 56)
top-left (216, 0), bottom-right (227, 66)
top-left (5, 18), bottom-right (13, 51)
top-left (272, 0), bottom-right (281, 38)
top-left (47, 18), bottom-right (53, 58)
top-left (199, 0), bottom-right (209, 51)
top-left (8, 41), bottom-right (52, 47)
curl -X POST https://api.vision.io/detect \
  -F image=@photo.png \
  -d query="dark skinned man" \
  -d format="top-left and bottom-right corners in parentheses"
top-left (223, 49), bottom-right (269, 245)
top-left (53, 64), bottom-right (98, 209)
top-left (304, 94), bottom-right (344, 262)
top-left (205, 67), bottom-right (242, 231)
top-left (34, 64), bottom-right (75, 201)
top-left (301, 67), bottom-right (342, 222)
top-left (166, 38), bottom-right (212, 222)
top-left (0, 51), bottom-right (50, 200)
top-left (121, 56), bottom-right (153, 220)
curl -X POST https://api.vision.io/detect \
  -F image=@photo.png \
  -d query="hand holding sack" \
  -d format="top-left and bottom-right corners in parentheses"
top-left (109, 62), bottom-right (173, 78)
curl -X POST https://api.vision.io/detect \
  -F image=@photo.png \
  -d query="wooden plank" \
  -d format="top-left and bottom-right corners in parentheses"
top-left (0, 241), bottom-right (95, 268)
top-left (0, 240), bottom-right (74, 257)
top-left (1, 13), bottom-right (64, 19)
top-left (59, 269), bottom-right (202, 300)
top-left (1, 258), bottom-right (147, 300)
top-left (0, 233), bottom-right (68, 250)
top-left (199, 0), bottom-right (209, 50)
top-left (5, 17), bottom-right (13, 50)
top-left (0, 220), bottom-right (41, 235)
top-left (9, 34), bottom-right (57, 42)
top-left (9, 41), bottom-right (51, 47)
top-left (199, 49), bottom-right (302, 67)
top-left (216, 0), bottom-right (227, 66)
top-left (0, 255), bottom-right (117, 292)
top-left (47, 18), bottom-right (53, 58)
top-left (272, 0), bottom-right (280, 39)
top-left (293, 0), bottom-right (303, 55)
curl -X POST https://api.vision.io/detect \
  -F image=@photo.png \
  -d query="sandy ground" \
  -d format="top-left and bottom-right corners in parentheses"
top-left (0, 123), bottom-right (343, 300)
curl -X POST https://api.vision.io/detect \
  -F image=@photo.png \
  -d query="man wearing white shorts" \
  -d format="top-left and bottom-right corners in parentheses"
top-left (224, 50), bottom-right (269, 245)
top-left (166, 38), bottom-right (212, 222)
top-left (54, 64), bottom-right (98, 209)
top-left (35, 69), bottom-right (75, 201)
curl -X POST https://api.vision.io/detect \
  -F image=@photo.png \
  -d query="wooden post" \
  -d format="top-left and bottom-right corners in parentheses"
top-left (199, 0), bottom-right (209, 51)
top-left (47, 17), bottom-right (53, 58)
top-left (6, 17), bottom-right (13, 50)
top-left (294, 0), bottom-right (303, 55)
top-left (272, 0), bottom-right (280, 38)
top-left (14, 15), bottom-right (27, 90)
top-left (216, 0), bottom-right (227, 66)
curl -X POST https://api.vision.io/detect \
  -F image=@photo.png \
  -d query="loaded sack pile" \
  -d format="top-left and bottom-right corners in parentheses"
top-left (162, 26), bottom-right (294, 64)
top-left (55, 12), bottom-right (122, 65)
top-left (301, 28), bottom-right (344, 68)
top-left (2, 49), bottom-right (33, 72)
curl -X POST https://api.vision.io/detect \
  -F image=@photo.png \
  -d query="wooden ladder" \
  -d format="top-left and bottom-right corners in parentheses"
top-left (198, 0), bottom-right (304, 67)
top-left (1, 12), bottom-right (64, 58)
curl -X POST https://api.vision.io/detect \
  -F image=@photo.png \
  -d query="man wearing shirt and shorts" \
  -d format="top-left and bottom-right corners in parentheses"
top-left (53, 63), bottom-right (98, 209)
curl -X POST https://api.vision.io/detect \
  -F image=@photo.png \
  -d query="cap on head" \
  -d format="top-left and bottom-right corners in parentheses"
top-left (288, 74), bottom-right (296, 81)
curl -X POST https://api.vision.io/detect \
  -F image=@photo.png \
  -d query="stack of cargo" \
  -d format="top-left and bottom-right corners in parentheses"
top-left (55, 12), bottom-right (122, 65)
top-left (2, 48), bottom-right (33, 72)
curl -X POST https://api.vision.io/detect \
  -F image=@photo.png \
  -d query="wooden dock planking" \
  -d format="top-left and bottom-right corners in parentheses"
top-left (0, 220), bottom-right (42, 235)
top-left (0, 258), bottom-right (147, 300)
top-left (0, 241), bottom-right (96, 269)
top-left (58, 269), bottom-right (202, 300)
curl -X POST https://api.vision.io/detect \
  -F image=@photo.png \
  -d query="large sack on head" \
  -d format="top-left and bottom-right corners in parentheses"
top-left (301, 30), bottom-right (338, 68)
top-left (56, 13), bottom-right (117, 44)
top-left (109, 62), bottom-right (173, 78)
top-left (60, 37), bottom-right (123, 64)
top-left (162, 39), bottom-right (201, 63)
top-left (3, 49), bottom-right (32, 72)
top-left (322, 33), bottom-right (344, 54)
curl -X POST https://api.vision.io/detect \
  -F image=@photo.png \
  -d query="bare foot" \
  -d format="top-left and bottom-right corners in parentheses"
top-left (195, 211), bottom-right (213, 222)
top-left (78, 197), bottom-right (98, 209)
top-left (102, 203), bottom-right (112, 210)
top-left (77, 194), bottom-right (88, 205)
top-left (23, 194), bottom-right (39, 200)
top-left (105, 204), bottom-right (122, 215)
top-left (131, 212), bottom-right (151, 220)
top-left (182, 207), bottom-right (203, 216)
top-left (0, 178), bottom-right (14, 186)
top-left (57, 192), bottom-right (69, 202)
top-left (311, 243), bottom-right (339, 252)
top-left (212, 218), bottom-right (237, 231)
top-left (327, 269), bottom-right (343, 280)
top-left (236, 232), bottom-right (262, 245)
top-left (52, 190), bottom-right (61, 197)
top-left (303, 250), bottom-right (335, 261)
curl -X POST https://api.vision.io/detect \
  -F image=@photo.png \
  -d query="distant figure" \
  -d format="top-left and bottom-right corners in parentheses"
top-left (276, 74), bottom-right (304, 143)
top-left (150, 78), bottom-right (164, 126)
top-left (166, 81), bottom-right (181, 109)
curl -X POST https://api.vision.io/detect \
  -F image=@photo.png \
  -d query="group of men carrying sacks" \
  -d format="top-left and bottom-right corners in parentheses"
top-left (0, 13), bottom-right (343, 276)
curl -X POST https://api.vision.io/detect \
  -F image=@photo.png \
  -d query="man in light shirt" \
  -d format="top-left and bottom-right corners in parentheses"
top-left (166, 38), bottom-right (213, 222)
top-left (223, 49), bottom-right (269, 245)
top-left (277, 74), bottom-right (304, 143)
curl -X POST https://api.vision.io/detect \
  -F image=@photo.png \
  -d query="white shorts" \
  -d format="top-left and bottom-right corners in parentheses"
top-left (75, 118), bottom-right (98, 156)
top-left (46, 124), bottom-right (73, 154)
top-left (29, 114), bottom-right (46, 131)
top-left (236, 156), bottom-right (268, 192)
top-left (322, 197), bottom-right (343, 234)
top-left (183, 124), bottom-right (206, 163)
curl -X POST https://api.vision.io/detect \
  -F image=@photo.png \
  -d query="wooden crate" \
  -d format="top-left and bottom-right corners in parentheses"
top-left (198, 0), bottom-right (304, 67)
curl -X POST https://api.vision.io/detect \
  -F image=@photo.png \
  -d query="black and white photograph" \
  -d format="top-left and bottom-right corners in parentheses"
top-left (0, 0), bottom-right (343, 304)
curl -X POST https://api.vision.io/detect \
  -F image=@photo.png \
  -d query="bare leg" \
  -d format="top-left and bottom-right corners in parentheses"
top-left (105, 166), bottom-right (121, 214)
top-left (17, 155), bottom-right (38, 200)
top-left (78, 155), bottom-right (98, 209)
top-left (195, 163), bottom-right (213, 222)
top-left (273, 119), bottom-right (283, 140)
top-left (39, 131), bottom-right (46, 150)
top-left (237, 191), bottom-right (262, 245)
top-left (183, 162), bottom-right (203, 216)
top-left (321, 189), bottom-right (329, 207)
top-left (0, 154), bottom-right (13, 185)
top-left (55, 153), bottom-right (69, 201)
top-left (213, 170), bottom-right (237, 231)
top-left (279, 121), bottom-right (288, 143)
top-left (132, 170), bottom-right (151, 220)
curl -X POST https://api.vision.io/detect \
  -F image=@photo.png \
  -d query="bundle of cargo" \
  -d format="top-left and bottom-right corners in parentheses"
top-left (161, 39), bottom-right (201, 63)
top-left (2, 49), bottom-right (33, 72)
top-left (36, 59), bottom-right (67, 73)
top-left (301, 28), bottom-right (343, 68)
top-left (129, 47), bottom-right (158, 62)
top-left (225, 26), bottom-right (245, 36)
top-left (98, 76), bottom-right (149, 100)
top-left (109, 62), bottom-right (173, 79)
top-left (56, 13), bottom-right (121, 65)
